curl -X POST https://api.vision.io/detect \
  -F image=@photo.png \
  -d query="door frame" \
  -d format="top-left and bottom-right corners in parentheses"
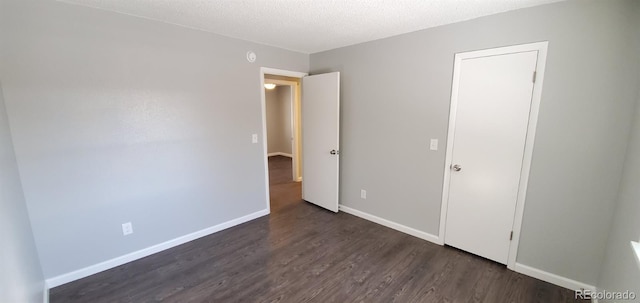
top-left (437, 42), bottom-right (549, 270)
top-left (260, 67), bottom-right (307, 213)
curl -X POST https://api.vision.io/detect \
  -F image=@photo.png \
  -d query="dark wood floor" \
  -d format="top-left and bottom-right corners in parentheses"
top-left (51, 156), bottom-right (583, 302)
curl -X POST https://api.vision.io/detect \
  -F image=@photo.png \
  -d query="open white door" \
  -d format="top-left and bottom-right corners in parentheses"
top-left (302, 72), bottom-right (340, 212)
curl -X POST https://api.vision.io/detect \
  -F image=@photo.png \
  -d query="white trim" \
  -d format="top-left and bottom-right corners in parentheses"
top-left (260, 67), bottom-right (307, 213)
top-left (340, 205), bottom-right (596, 297)
top-left (45, 209), bottom-right (269, 288)
top-left (438, 42), bottom-right (549, 269)
top-left (513, 263), bottom-right (596, 292)
top-left (259, 70), bottom-right (271, 214)
top-left (261, 68), bottom-right (307, 79)
top-left (632, 241), bottom-right (640, 269)
top-left (267, 152), bottom-right (293, 158)
top-left (339, 205), bottom-right (440, 244)
top-left (43, 282), bottom-right (49, 303)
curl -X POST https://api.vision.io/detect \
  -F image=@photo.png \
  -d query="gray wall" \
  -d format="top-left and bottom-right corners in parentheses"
top-left (598, 93), bottom-right (640, 301)
top-left (0, 0), bottom-right (308, 279)
top-left (598, 1), bottom-right (640, 297)
top-left (0, 81), bottom-right (44, 302)
top-left (266, 86), bottom-right (293, 155)
top-left (310, 0), bottom-right (639, 285)
top-left (2, 0), bottom-right (638, 291)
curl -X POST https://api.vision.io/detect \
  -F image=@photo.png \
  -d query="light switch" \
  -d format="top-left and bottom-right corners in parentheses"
top-left (252, 134), bottom-right (258, 144)
top-left (430, 139), bottom-right (438, 151)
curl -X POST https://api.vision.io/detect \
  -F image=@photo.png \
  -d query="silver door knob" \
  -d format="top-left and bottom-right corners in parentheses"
top-left (330, 149), bottom-right (340, 155)
top-left (451, 164), bottom-right (462, 171)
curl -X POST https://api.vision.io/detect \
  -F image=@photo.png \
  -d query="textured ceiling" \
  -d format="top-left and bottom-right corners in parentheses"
top-left (59, 0), bottom-right (564, 54)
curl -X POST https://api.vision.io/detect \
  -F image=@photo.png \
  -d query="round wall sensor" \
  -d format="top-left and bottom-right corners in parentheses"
top-left (246, 51), bottom-right (256, 63)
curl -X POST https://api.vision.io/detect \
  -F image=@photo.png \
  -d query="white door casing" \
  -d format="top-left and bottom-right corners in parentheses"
top-left (439, 42), bottom-right (548, 268)
top-left (302, 72), bottom-right (340, 212)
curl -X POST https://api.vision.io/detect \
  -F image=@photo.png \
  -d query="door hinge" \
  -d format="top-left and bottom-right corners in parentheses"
top-left (532, 71), bottom-right (537, 83)
top-left (510, 231), bottom-right (514, 241)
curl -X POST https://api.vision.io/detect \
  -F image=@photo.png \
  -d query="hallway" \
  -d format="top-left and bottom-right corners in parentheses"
top-left (268, 155), bottom-right (302, 212)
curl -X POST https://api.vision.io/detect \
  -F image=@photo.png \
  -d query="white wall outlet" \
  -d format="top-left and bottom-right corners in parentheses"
top-left (122, 222), bottom-right (133, 236)
top-left (360, 189), bottom-right (367, 199)
top-left (430, 139), bottom-right (438, 151)
top-left (252, 134), bottom-right (258, 144)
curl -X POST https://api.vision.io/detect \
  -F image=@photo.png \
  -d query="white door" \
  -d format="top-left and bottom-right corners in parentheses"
top-left (302, 72), bottom-right (340, 212)
top-left (444, 51), bottom-right (539, 264)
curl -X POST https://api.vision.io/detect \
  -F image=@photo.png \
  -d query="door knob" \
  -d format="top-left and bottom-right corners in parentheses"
top-left (330, 149), bottom-right (340, 155)
top-left (451, 164), bottom-right (462, 171)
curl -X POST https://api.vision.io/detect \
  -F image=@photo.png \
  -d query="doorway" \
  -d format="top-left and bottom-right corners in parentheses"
top-left (263, 72), bottom-right (304, 211)
top-left (260, 68), bottom-right (341, 214)
top-left (264, 77), bottom-right (299, 181)
top-left (439, 42), bottom-right (548, 268)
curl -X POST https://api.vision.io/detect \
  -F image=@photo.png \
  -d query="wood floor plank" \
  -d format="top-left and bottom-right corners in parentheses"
top-left (50, 156), bottom-right (583, 303)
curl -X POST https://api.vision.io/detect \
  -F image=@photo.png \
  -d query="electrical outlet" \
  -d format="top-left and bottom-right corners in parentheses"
top-left (360, 189), bottom-right (367, 199)
top-left (252, 134), bottom-right (258, 144)
top-left (122, 222), bottom-right (133, 236)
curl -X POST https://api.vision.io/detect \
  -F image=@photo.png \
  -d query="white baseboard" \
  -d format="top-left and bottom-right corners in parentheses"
top-left (267, 152), bottom-right (292, 158)
top-left (338, 205), bottom-right (596, 297)
top-left (43, 205), bottom-right (594, 301)
top-left (513, 263), bottom-right (596, 292)
top-left (45, 209), bottom-right (269, 288)
top-left (338, 205), bottom-right (440, 244)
